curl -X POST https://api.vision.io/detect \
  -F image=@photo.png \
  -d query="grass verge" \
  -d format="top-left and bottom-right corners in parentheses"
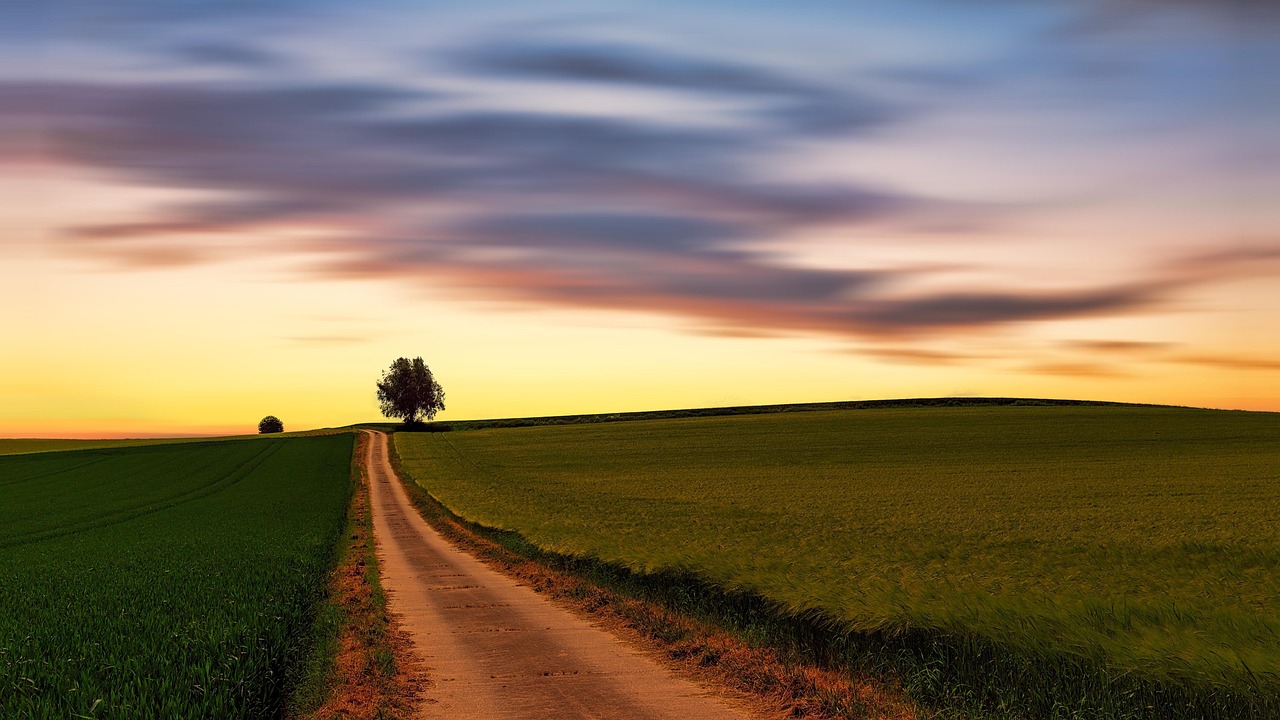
top-left (288, 431), bottom-right (423, 720)
top-left (384, 432), bottom-right (920, 719)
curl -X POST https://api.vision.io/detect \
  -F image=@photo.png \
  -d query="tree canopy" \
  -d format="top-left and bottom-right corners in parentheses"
top-left (258, 416), bottom-right (284, 434)
top-left (376, 357), bottom-right (445, 425)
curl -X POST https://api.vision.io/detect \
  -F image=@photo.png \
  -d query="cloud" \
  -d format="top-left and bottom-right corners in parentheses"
top-left (66, 241), bottom-right (215, 270)
top-left (312, 234), bottom-right (1180, 340)
top-left (15, 75), bottom-right (928, 237)
top-left (454, 41), bottom-right (899, 136)
top-left (841, 284), bottom-right (1159, 334)
top-left (170, 41), bottom-right (288, 69)
top-left (10, 24), bottom-right (1272, 345)
top-left (458, 42), bottom-right (808, 94)
top-left (1062, 339), bottom-right (1178, 354)
top-left (1160, 244), bottom-right (1280, 285)
top-left (1071, 0), bottom-right (1280, 27)
top-left (0, 0), bottom-right (338, 43)
top-left (1174, 355), bottom-right (1280, 371)
top-left (1052, 342), bottom-right (1280, 374)
top-left (457, 211), bottom-right (738, 253)
top-left (318, 212), bottom-right (889, 314)
top-left (5, 81), bottom-right (421, 189)
top-left (68, 198), bottom-right (342, 239)
top-left (857, 347), bottom-right (980, 365)
top-left (1008, 0), bottom-right (1280, 42)
top-left (1021, 361), bottom-right (1131, 378)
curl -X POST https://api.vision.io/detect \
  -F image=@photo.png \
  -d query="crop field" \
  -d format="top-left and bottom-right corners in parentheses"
top-left (0, 434), bottom-right (353, 719)
top-left (0, 428), bottom-right (346, 457)
top-left (395, 405), bottom-right (1280, 718)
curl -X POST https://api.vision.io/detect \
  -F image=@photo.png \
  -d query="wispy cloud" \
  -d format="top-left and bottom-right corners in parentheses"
top-left (1053, 0), bottom-right (1280, 35)
top-left (1022, 361), bottom-right (1131, 378)
top-left (841, 284), bottom-right (1161, 335)
top-left (169, 40), bottom-right (290, 70)
top-left (13, 69), bottom-right (1275, 341)
top-left (1174, 355), bottom-right (1280, 372)
top-left (7, 3), bottom-right (1276, 350)
top-left (857, 347), bottom-right (982, 365)
top-left (453, 40), bottom-right (898, 136)
top-left (1061, 340), bottom-right (1179, 354)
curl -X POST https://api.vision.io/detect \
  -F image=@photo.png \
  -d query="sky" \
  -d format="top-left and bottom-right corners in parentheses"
top-left (2, 0), bottom-right (1278, 436)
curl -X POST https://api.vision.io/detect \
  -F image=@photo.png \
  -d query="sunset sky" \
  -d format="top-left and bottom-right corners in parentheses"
top-left (3, 0), bottom-right (1278, 436)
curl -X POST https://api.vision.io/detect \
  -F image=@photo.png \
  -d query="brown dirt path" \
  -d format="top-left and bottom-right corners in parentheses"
top-left (363, 430), bottom-right (769, 720)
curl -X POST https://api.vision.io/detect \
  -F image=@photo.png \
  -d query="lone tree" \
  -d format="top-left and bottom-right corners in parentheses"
top-left (258, 416), bottom-right (284, 434)
top-left (376, 356), bottom-right (445, 425)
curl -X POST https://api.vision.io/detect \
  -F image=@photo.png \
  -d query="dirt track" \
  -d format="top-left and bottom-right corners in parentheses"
top-left (364, 431), bottom-right (765, 720)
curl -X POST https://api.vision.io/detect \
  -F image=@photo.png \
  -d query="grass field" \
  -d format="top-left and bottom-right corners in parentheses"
top-left (395, 405), bottom-right (1280, 719)
top-left (0, 428), bottom-right (346, 457)
top-left (0, 434), bottom-right (354, 719)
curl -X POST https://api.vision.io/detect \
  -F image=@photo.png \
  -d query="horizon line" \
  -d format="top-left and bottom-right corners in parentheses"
top-left (5, 395), bottom-right (1276, 440)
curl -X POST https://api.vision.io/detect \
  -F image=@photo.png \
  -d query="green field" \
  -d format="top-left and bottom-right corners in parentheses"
top-left (0, 434), bottom-right (353, 719)
top-left (0, 428), bottom-right (345, 457)
top-left (395, 405), bottom-right (1280, 718)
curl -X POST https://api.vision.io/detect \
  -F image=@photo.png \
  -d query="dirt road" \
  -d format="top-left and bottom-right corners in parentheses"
top-left (363, 431), bottom-right (766, 720)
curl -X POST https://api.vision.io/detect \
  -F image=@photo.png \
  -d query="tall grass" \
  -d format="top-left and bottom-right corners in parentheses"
top-left (394, 405), bottom-right (1280, 718)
